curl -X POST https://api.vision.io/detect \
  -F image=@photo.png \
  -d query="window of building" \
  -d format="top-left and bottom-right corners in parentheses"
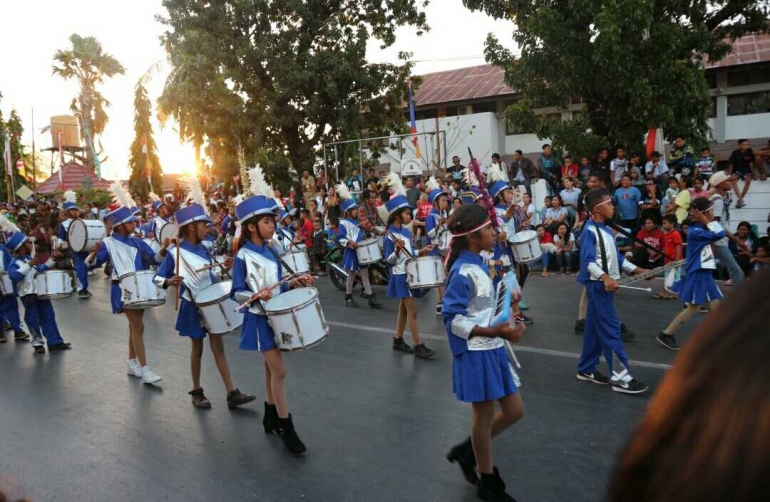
top-left (708, 97), bottom-right (717, 118)
top-left (472, 101), bottom-right (497, 114)
top-left (727, 66), bottom-right (770, 87)
top-left (705, 73), bottom-right (717, 89)
top-left (727, 92), bottom-right (770, 116)
top-left (413, 109), bottom-right (438, 120)
top-left (445, 106), bottom-right (458, 116)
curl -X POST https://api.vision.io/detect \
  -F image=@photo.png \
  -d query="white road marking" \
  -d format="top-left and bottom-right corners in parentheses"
top-left (326, 321), bottom-right (673, 371)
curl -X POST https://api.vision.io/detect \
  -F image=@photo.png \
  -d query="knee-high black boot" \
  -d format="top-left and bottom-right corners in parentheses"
top-left (276, 414), bottom-right (306, 454)
top-left (446, 437), bottom-right (477, 485)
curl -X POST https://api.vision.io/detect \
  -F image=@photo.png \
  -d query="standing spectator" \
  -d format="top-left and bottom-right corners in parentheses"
top-left (509, 150), bottom-right (538, 195)
top-left (315, 187), bottom-right (328, 220)
top-left (346, 169), bottom-right (363, 195)
top-left (376, 190), bottom-right (391, 226)
top-left (326, 190), bottom-right (341, 225)
top-left (561, 155), bottom-right (579, 182)
top-left (365, 168), bottom-right (379, 187)
top-left (311, 216), bottom-right (327, 274)
top-left (296, 209), bottom-right (314, 249)
top-left (688, 177), bottom-right (709, 199)
top-left (594, 148), bottom-right (611, 178)
top-left (694, 147), bottom-right (715, 181)
top-left (578, 156), bottom-right (594, 186)
top-left (670, 176), bottom-right (692, 225)
top-left (655, 214), bottom-right (684, 299)
top-left (638, 179), bottom-right (662, 225)
top-left (610, 147), bottom-right (630, 187)
top-left (709, 171), bottom-right (746, 286)
top-left (612, 175), bottom-right (643, 233)
top-left (300, 170), bottom-right (316, 205)
top-left (404, 176), bottom-right (421, 208)
top-left (538, 143), bottom-right (560, 194)
top-left (728, 139), bottom-right (766, 208)
top-left (661, 177), bottom-right (679, 215)
top-left (553, 222), bottom-right (576, 274)
top-left (358, 188), bottom-right (383, 233)
top-left (447, 155), bottom-right (465, 181)
top-left (668, 135), bottom-right (695, 176)
top-left (644, 151), bottom-right (669, 186)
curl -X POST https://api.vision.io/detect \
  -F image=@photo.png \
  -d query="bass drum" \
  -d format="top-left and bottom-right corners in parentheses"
top-left (68, 219), bottom-right (106, 252)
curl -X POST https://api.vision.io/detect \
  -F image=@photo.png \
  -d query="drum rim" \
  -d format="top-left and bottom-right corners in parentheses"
top-left (68, 219), bottom-right (88, 251)
top-left (406, 256), bottom-right (442, 264)
top-left (118, 270), bottom-right (157, 281)
top-left (194, 281), bottom-right (234, 306)
top-left (263, 287), bottom-right (319, 314)
top-left (508, 230), bottom-right (538, 243)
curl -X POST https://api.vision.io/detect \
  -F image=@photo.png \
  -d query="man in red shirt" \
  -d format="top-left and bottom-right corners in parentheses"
top-left (632, 217), bottom-right (665, 268)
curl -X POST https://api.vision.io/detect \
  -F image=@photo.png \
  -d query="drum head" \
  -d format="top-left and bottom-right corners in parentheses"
top-left (68, 220), bottom-right (87, 251)
top-left (264, 287), bottom-right (317, 313)
top-left (195, 280), bottom-right (232, 303)
top-left (510, 230), bottom-right (537, 243)
top-left (159, 223), bottom-right (179, 244)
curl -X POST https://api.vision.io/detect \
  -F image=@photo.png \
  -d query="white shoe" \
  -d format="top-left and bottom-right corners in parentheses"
top-left (127, 359), bottom-right (142, 378)
top-left (141, 366), bottom-right (162, 385)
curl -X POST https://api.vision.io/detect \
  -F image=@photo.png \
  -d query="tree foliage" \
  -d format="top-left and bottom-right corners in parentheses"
top-left (128, 82), bottom-right (164, 198)
top-left (52, 34), bottom-right (125, 170)
top-left (157, 0), bottom-right (429, 186)
top-left (0, 100), bottom-right (31, 201)
top-left (465, 0), bottom-right (770, 152)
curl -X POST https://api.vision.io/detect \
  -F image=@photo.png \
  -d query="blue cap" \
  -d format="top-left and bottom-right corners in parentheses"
top-left (176, 203), bottom-right (213, 227)
top-left (106, 207), bottom-right (139, 227)
top-left (458, 189), bottom-right (480, 204)
top-left (341, 199), bottom-right (359, 213)
top-left (385, 195), bottom-right (411, 216)
top-left (428, 188), bottom-right (446, 204)
top-left (130, 206), bottom-right (141, 215)
top-left (152, 200), bottom-right (164, 211)
top-left (235, 195), bottom-right (276, 224)
top-left (5, 232), bottom-right (28, 252)
top-left (63, 201), bottom-right (80, 211)
top-left (488, 180), bottom-right (511, 199)
top-left (267, 198), bottom-right (282, 211)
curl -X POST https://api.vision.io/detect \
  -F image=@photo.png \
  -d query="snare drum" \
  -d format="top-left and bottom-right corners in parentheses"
top-left (158, 222), bottom-right (179, 246)
top-left (405, 256), bottom-right (446, 289)
top-left (35, 270), bottom-right (74, 299)
top-left (143, 238), bottom-right (161, 254)
top-left (356, 238), bottom-right (383, 265)
top-left (68, 219), bottom-right (106, 252)
top-left (120, 271), bottom-right (166, 309)
top-left (280, 246), bottom-right (310, 277)
top-left (508, 230), bottom-right (542, 263)
top-left (263, 287), bottom-right (329, 351)
top-left (0, 272), bottom-right (13, 296)
top-left (194, 280), bottom-right (243, 335)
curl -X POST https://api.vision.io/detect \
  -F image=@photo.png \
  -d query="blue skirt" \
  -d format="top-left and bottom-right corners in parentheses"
top-left (342, 247), bottom-right (361, 271)
top-left (176, 298), bottom-right (207, 339)
top-left (453, 346), bottom-right (518, 403)
top-left (673, 269), bottom-right (723, 305)
top-left (387, 273), bottom-right (412, 298)
top-left (110, 283), bottom-right (123, 314)
top-left (239, 311), bottom-right (277, 352)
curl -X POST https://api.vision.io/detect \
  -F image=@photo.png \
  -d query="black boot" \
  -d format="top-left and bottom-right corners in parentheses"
top-left (446, 437), bottom-right (477, 485)
top-left (263, 402), bottom-right (278, 434)
top-left (276, 414), bottom-right (306, 454)
top-left (477, 467), bottom-right (517, 502)
top-left (345, 295), bottom-right (359, 307)
top-left (365, 293), bottom-right (383, 309)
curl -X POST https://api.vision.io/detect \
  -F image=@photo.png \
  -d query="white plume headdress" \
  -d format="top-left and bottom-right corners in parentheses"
top-left (247, 165), bottom-right (272, 198)
top-left (63, 190), bottom-right (77, 205)
top-left (425, 176), bottom-right (440, 192)
top-left (181, 175), bottom-right (209, 216)
top-left (384, 172), bottom-right (405, 196)
top-left (232, 193), bottom-right (245, 207)
top-left (0, 213), bottom-right (20, 235)
top-left (335, 183), bottom-right (352, 201)
top-left (109, 180), bottom-right (131, 209)
top-left (487, 163), bottom-right (506, 183)
top-left (462, 168), bottom-right (479, 187)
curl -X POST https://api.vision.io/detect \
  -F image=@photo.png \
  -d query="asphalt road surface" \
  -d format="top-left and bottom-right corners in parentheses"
top-left (0, 271), bottom-right (712, 502)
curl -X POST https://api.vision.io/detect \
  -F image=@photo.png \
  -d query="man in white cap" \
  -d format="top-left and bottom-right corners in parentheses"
top-left (709, 171), bottom-right (747, 287)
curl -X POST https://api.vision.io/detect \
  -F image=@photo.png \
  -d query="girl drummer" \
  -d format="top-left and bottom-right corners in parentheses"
top-left (154, 201), bottom-right (256, 409)
top-left (230, 193), bottom-right (314, 454)
top-left (443, 204), bottom-right (525, 502)
top-left (383, 185), bottom-right (436, 359)
top-left (335, 184), bottom-right (383, 309)
top-left (424, 176), bottom-right (449, 315)
top-left (86, 187), bottom-right (166, 386)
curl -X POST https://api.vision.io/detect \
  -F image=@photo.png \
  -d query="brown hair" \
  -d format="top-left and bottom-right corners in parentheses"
top-left (606, 270), bottom-right (770, 502)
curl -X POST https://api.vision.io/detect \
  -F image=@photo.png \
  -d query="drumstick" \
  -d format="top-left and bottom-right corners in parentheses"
top-left (194, 261), bottom-right (227, 273)
top-left (386, 231), bottom-right (412, 259)
top-left (174, 241), bottom-right (180, 311)
top-left (235, 274), bottom-right (300, 311)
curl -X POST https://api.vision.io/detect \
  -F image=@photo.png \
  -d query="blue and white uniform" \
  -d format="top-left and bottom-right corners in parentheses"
top-left (0, 243), bottom-right (24, 333)
top-left (272, 225), bottom-right (296, 254)
top-left (492, 204), bottom-right (516, 286)
top-left (671, 221), bottom-right (725, 304)
top-left (339, 218), bottom-right (365, 271)
top-left (9, 255), bottom-right (64, 348)
top-left (384, 226), bottom-right (415, 298)
top-left (425, 209), bottom-right (445, 257)
top-left (576, 220), bottom-right (638, 380)
top-left (59, 218), bottom-right (90, 292)
top-left (442, 250), bottom-right (517, 402)
top-left (230, 241), bottom-right (287, 351)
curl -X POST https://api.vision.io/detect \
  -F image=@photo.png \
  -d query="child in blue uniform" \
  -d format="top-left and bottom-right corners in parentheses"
top-left (442, 204), bottom-right (525, 502)
top-left (657, 197), bottom-right (725, 350)
top-left (230, 193), bottom-right (314, 454)
top-left (576, 189), bottom-right (648, 394)
top-left (0, 240), bottom-right (29, 343)
top-left (154, 201), bottom-right (256, 410)
top-left (86, 200), bottom-right (166, 385)
top-left (3, 223), bottom-right (70, 355)
top-left (424, 176), bottom-right (448, 314)
top-left (383, 189), bottom-right (436, 359)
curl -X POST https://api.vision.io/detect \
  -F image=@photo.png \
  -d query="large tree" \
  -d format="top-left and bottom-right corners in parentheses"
top-left (0, 106), bottom-right (30, 202)
top-left (52, 34), bottom-right (125, 170)
top-left (157, 0), bottom-right (427, 185)
top-left (128, 82), bottom-right (164, 198)
top-left (464, 0), bottom-right (770, 153)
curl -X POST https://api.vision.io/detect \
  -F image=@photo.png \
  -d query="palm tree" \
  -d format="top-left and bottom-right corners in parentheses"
top-left (52, 34), bottom-right (125, 170)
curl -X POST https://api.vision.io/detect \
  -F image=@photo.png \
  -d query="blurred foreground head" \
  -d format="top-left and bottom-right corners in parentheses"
top-left (607, 270), bottom-right (770, 502)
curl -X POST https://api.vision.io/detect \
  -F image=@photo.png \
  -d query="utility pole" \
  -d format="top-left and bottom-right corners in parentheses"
top-left (31, 108), bottom-right (36, 187)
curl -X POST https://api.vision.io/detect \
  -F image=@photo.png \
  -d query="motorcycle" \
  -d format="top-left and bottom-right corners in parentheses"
top-left (324, 236), bottom-right (390, 292)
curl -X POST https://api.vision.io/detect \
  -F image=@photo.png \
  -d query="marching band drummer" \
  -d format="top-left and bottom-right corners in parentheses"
top-left (154, 197), bottom-right (256, 410)
top-left (272, 209), bottom-right (303, 253)
top-left (383, 174), bottom-right (436, 359)
top-left (58, 190), bottom-right (92, 299)
top-left (1, 215), bottom-right (70, 354)
top-left (142, 192), bottom-right (174, 242)
top-left (0, 231), bottom-right (30, 343)
top-left (424, 176), bottom-right (449, 315)
top-left (230, 186), bottom-right (315, 454)
top-left (85, 183), bottom-right (166, 385)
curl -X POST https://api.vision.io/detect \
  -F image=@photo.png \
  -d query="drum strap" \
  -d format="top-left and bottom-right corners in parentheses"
top-left (595, 223), bottom-right (610, 276)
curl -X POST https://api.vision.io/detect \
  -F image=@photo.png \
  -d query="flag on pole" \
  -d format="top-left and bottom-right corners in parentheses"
top-left (58, 131), bottom-right (65, 190)
top-left (407, 78), bottom-right (422, 159)
top-left (141, 134), bottom-right (148, 154)
top-left (3, 134), bottom-right (11, 176)
top-left (645, 128), bottom-right (665, 159)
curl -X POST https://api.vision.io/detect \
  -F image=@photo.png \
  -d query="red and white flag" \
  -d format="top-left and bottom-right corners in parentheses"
top-left (140, 134), bottom-right (148, 154)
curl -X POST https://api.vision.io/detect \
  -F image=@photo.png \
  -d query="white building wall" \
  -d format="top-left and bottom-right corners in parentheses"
top-left (725, 113), bottom-right (770, 141)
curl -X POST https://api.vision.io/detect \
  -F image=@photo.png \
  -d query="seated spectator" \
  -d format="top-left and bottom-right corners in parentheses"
top-left (655, 214), bottom-right (684, 299)
top-left (632, 217), bottom-right (665, 269)
top-left (612, 175), bottom-right (643, 233)
top-left (534, 224), bottom-right (555, 277)
top-left (629, 168), bottom-right (645, 189)
top-left (553, 222), bottom-right (577, 274)
top-left (628, 152), bottom-right (644, 180)
top-left (577, 156), bottom-right (593, 186)
top-left (729, 221), bottom-right (758, 278)
top-left (661, 176), bottom-right (679, 215)
top-left (522, 192), bottom-right (536, 228)
top-left (610, 147), bottom-right (630, 187)
top-left (758, 225), bottom-right (770, 249)
top-left (668, 135), bottom-right (695, 176)
top-left (561, 155), bottom-right (579, 184)
top-left (538, 144), bottom-right (560, 194)
top-left (688, 177), bottom-right (709, 199)
top-left (544, 194), bottom-right (569, 233)
top-left (639, 179), bottom-right (662, 224)
top-left (750, 244), bottom-right (770, 274)
top-left (509, 149), bottom-right (539, 196)
top-left (694, 147), bottom-right (715, 181)
top-left (538, 195), bottom-right (552, 225)
top-left (668, 176), bottom-right (692, 225)
top-left (645, 151), bottom-right (669, 186)
top-left (559, 177), bottom-right (582, 212)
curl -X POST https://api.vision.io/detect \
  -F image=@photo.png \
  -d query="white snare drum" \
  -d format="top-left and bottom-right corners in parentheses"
top-left (0, 272), bottom-right (13, 296)
top-left (406, 256), bottom-right (446, 289)
top-left (194, 280), bottom-right (243, 335)
top-left (356, 238), bottom-right (382, 265)
top-left (280, 247), bottom-right (310, 277)
top-left (143, 238), bottom-right (161, 254)
top-left (120, 271), bottom-right (166, 310)
top-left (263, 287), bottom-right (328, 351)
top-left (508, 230), bottom-right (542, 263)
top-left (35, 270), bottom-right (74, 299)
top-left (158, 222), bottom-right (179, 245)
top-left (68, 219), bottom-right (106, 252)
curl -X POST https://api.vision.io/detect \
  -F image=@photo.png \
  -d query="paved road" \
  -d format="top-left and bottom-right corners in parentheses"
top-left (0, 272), bottom-right (710, 502)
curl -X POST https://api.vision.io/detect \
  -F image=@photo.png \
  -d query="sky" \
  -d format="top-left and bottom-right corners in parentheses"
top-left (0, 0), bottom-right (517, 182)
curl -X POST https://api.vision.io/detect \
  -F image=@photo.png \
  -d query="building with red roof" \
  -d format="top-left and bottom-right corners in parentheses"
top-left (33, 161), bottom-right (113, 194)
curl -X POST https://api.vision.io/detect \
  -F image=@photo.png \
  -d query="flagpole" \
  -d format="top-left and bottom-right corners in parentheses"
top-left (31, 108), bottom-right (36, 188)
